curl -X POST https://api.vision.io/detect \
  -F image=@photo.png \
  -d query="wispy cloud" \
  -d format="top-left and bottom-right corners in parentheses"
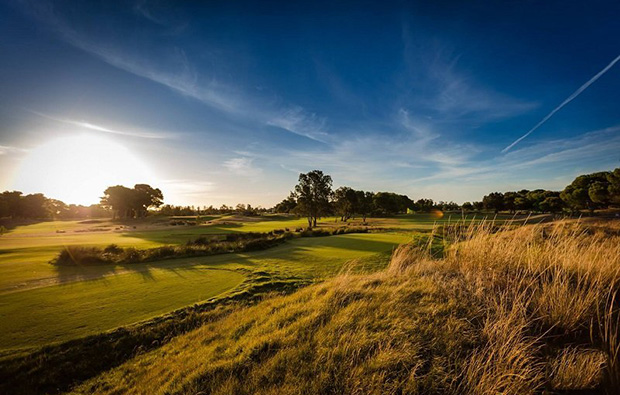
top-left (18, 0), bottom-right (328, 143)
top-left (502, 54), bottom-right (620, 153)
top-left (29, 110), bottom-right (172, 139)
top-left (398, 108), bottom-right (438, 142)
top-left (159, 179), bottom-right (215, 197)
top-left (223, 157), bottom-right (263, 177)
top-left (132, 0), bottom-right (188, 33)
top-left (267, 106), bottom-right (330, 143)
top-left (0, 145), bottom-right (28, 156)
top-left (400, 24), bottom-right (537, 122)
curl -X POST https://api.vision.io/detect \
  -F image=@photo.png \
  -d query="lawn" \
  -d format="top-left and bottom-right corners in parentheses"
top-left (0, 267), bottom-right (244, 353)
top-left (0, 212), bottom-right (524, 355)
top-left (0, 221), bottom-right (413, 353)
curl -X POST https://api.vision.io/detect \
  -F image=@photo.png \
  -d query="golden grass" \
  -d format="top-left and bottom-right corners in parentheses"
top-left (70, 219), bottom-right (620, 394)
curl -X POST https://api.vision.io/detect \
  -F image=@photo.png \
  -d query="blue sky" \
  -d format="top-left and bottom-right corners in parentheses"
top-left (0, 0), bottom-right (619, 206)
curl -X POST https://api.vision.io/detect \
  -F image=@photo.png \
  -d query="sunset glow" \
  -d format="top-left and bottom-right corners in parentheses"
top-left (13, 134), bottom-right (157, 205)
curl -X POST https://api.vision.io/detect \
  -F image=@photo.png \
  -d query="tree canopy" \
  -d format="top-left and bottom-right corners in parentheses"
top-left (101, 184), bottom-right (163, 219)
top-left (293, 170), bottom-right (333, 228)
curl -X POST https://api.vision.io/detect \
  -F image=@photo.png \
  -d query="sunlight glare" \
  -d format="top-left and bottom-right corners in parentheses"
top-left (13, 133), bottom-right (158, 205)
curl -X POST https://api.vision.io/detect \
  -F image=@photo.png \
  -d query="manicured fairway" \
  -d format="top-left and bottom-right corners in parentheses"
top-left (0, 231), bottom-right (412, 353)
top-left (0, 212), bottom-right (522, 354)
top-left (0, 268), bottom-right (244, 353)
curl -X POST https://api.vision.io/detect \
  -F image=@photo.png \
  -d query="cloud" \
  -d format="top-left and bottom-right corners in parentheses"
top-left (502, 54), bottom-right (620, 152)
top-left (223, 157), bottom-right (263, 177)
top-left (17, 0), bottom-right (328, 144)
top-left (267, 106), bottom-right (330, 143)
top-left (0, 145), bottom-right (28, 155)
top-left (400, 24), bottom-right (538, 122)
top-left (398, 108), bottom-right (439, 142)
top-left (158, 179), bottom-right (215, 201)
top-left (29, 110), bottom-right (173, 139)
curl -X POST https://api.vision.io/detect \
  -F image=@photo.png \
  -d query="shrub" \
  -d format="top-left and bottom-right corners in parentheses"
top-left (51, 246), bottom-right (110, 266)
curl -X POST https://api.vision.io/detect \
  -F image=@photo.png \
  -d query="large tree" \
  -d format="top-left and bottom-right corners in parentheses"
top-left (333, 186), bottom-right (357, 221)
top-left (356, 190), bottom-right (374, 222)
top-left (133, 184), bottom-right (164, 217)
top-left (0, 191), bottom-right (23, 218)
top-left (294, 170), bottom-right (333, 228)
top-left (561, 172), bottom-right (610, 212)
top-left (482, 192), bottom-right (504, 213)
top-left (608, 168), bottom-right (620, 205)
top-left (101, 184), bottom-right (163, 219)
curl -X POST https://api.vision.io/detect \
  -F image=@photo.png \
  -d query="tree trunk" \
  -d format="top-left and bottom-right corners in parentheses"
top-left (313, 217), bottom-right (317, 227)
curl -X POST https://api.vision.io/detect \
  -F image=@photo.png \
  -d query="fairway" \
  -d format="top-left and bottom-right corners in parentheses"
top-left (0, 228), bottom-right (412, 353)
top-left (0, 268), bottom-right (244, 352)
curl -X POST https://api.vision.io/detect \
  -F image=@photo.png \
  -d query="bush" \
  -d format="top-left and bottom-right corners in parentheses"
top-left (103, 244), bottom-right (123, 254)
top-left (52, 246), bottom-right (110, 266)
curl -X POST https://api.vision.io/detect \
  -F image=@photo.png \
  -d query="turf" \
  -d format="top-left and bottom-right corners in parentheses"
top-left (0, 227), bottom-right (412, 353)
top-left (0, 268), bottom-right (244, 353)
top-left (0, 213), bottom-right (522, 354)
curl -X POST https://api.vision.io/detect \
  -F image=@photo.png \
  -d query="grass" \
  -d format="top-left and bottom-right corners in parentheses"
top-left (0, 213), bottom-right (560, 393)
top-left (0, 231), bottom-right (412, 354)
top-left (58, 219), bottom-right (620, 394)
top-left (0, 267), bottom-right (245, 352)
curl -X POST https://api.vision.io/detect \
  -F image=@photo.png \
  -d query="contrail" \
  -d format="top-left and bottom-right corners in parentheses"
top-left (502, 54), bottom-right (620, 153)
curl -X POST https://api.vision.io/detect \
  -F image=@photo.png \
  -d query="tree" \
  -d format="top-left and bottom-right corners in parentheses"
top-left (608, 168), bottom-right (620, 205)
top-left (561, 172), bottom-right (610, 213)
top-left (0, 191), bottom-right (23, 218)
top-left (373, 192), bottom-right (413, 215)
top-left (133, 184), bottom-right (164, 217)
top-left (101, 184), bottom-right (163, 219)
top-left (275, 193), bottom-right (297, 213)
top-left (334, 187), bottom-right (357, 221)
top-left (539, 196), bottom-right (564, 213)
top-left (482, 192), bottom-right (504, 213)
top-left (294, 170), bottom-right (333, 228)
top-left (356, 191), bottom-right (374, 222)
top-left (20, 194), bottom-right (49, 219)
top-left (414, 198), bottom-right (434, 212)
top-left (461, 202), bottom-right (473, 212)
top-left (101, 186), bottom-right (135, 219)
top-left (503, 192), bottom-right (518, 214)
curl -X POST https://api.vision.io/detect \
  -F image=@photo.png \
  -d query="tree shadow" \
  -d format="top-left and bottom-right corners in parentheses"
top-left (48, 232), bottom-right (408, 287)
top-left (0, 218), bottom-right (48, 232)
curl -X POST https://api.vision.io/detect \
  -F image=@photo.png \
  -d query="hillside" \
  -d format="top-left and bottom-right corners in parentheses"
top-left (66, 220), bottom-right (620, 394)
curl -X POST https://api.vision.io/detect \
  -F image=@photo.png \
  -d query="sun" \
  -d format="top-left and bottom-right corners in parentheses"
top-left (13, 133), bottom-right (158, 205)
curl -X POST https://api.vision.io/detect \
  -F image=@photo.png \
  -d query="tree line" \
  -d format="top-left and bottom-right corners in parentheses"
top-left (0, 183), bottom-right (163, 221)
top-left (275, 168), bottom-right (620, 227)
top-left (158, 203), bottom-right (268, 217)
top-left (2, 168), bottom-right (618, 222)
top-left (0, 191), bottom-right (109, 220)
top-left (480, 168), bottom-right (620, 214)
top-left (274, 170), bottom-right (460, 228)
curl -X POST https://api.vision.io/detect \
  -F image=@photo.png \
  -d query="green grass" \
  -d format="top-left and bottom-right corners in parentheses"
top-left (0, 213), bottom-right (521, 355)
top-left (0, 267), bottom-right (244, 353)
top-left (0, 225), bottom-right (412, 353)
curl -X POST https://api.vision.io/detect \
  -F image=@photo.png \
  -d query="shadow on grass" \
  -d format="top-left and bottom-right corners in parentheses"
top-left (49, 233), bottom-right (404, 287)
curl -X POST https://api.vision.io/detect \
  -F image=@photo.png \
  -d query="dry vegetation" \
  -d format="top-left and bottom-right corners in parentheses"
top-left (66, 219), bottom-right (620, 394)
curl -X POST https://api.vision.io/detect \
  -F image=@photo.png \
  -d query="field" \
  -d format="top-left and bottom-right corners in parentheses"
top-left (0, 214), bottom-right (438, 354)
top-left (0, 212), bottom-right (557, 394)
top-left (66, 219), bottom-right (620, 394)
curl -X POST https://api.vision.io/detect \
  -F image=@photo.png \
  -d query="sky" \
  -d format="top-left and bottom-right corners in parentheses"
top-left (0, 0), bottom-right (619, 207)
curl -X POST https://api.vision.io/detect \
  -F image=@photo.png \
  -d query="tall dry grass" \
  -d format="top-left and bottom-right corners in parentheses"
top-left (392, 219), bottom-right (620, 393)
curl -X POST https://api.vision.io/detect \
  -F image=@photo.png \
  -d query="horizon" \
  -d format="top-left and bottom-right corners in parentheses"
top-left (1, 1), bottom-right (619, 207)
